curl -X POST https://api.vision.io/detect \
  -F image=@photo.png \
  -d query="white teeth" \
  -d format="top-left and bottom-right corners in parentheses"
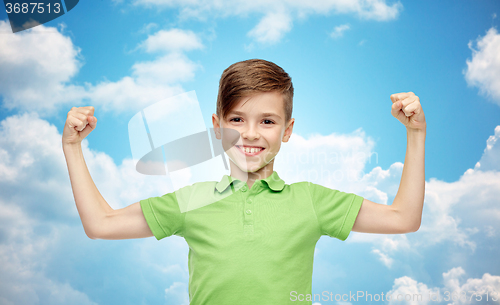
top-left (239, 146), bottom-right (262, 153)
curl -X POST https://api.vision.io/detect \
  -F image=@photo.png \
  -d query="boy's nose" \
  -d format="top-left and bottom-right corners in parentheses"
top-left (241, 125), bottom-right (260, 140)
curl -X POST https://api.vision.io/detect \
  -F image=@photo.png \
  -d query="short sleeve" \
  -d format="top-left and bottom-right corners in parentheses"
top-left (140, 192), bottom-right (185, 240)
top-left (308, 182), bottom-right (364, 241)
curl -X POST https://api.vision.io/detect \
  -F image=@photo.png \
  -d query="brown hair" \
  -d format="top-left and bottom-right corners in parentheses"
top-left (216, 59), bottom-right (293, 124)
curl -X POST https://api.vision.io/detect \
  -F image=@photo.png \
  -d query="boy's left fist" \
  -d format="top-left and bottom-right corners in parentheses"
top-left (390, 92), bottom-right (426, 131)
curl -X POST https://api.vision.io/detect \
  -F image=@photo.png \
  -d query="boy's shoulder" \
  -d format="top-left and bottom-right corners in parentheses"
top-left (163, 180), bottom-right (222, 213)
top-left (287, 180), bottom-right (322, 188)
top-left (286, 180), bottom-right (347, 198)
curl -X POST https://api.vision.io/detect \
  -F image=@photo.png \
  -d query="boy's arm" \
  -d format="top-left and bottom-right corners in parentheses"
top-left (63, 106), bottom-right (153, 240)
top-left (64, 143), bottom-right (154, 239)
top-left (352, 92), bottom-right (426, 234)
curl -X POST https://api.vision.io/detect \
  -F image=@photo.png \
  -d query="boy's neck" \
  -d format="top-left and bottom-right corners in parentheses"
top-left (229, 161), bottom-right (275, 190)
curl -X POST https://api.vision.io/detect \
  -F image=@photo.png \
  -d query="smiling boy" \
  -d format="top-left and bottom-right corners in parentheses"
top-left (63, 59), bottom-right (426, 305)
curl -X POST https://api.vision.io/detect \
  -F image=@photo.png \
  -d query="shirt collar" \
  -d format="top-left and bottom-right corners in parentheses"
top-left (215, 171), bottom-right (286, 193)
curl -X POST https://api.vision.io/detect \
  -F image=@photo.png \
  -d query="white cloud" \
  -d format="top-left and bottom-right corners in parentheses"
top-left (80, 27), bottom-right (204, 114)
top-left (248, 11), bottom-right (293, 44)
top-left (129, 0), bottom-right (403, 44)
top-left (0, 21), bottom-right (203, 115)
top-left (357, 162), bottom-right (403, 204)
top-left (133, 52), bottom-right (199, 84)
top-left (387, 276), bottom-right (436, 305)
top-left (88, 51), bottom-right (200, 113)
top-left (420, 165), bottom-right (500, 250)
top-left (0, 112), bottom-right (190, 304)
top-left (0, 20), bottom-right (86, 115)
top-left (83, 27), bottom-right (203, 114)
top-left (388, 267), bottom-right (500, 305)
top-left (342, 125), bottom-right (500, 267)
top-left (465, 27), bottom-right (500, 105)
top-left (274, 122), bottom-right (500, 271)
top-left (132, 0), bottom-right (402, 21)
top-left (0, 113), bottom-right (79, 220)
top-left (354, 0), bottom-right (401, 20)
top-left (0, 111), bottom-right (178, 221)
top-left (275, 127), bottom-right (376, 192)
top-left (140, 28), bottom-right (204, 53)
top-left (138, 22), bottom-right (159, 34)
top-left (474, 125), bottom-right (500, 172)
top-left (85, 76), bottom-right (184, 114)
top-left (371, 248), bottom-right (393, 268)
top-left (356, 152), bottom-right (500, 267)
top-left (164, 282), bottom-right (189, 305)
top-left (451, 269), bottom-right (500, 304)
top-left (0, 201), bottom-right (99, 305)
top-left (330, 24), bottom-right (350, 38)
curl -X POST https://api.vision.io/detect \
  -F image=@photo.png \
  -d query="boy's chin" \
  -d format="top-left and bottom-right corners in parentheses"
top-left (234, 162), bottom-right (268, 173)
top-left (238, 165), bottom-right (262, 173)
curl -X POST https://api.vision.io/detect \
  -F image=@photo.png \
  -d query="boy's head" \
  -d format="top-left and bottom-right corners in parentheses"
top-left (212, 59), bottom-right (295, 176)
top-left (216, 59), bottom-right (294, 124)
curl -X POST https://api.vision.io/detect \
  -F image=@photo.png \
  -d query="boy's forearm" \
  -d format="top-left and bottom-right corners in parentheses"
top-left (392, 127), bottom-right (426, 231)
top-left (63, 143), bottom-right (114, 239)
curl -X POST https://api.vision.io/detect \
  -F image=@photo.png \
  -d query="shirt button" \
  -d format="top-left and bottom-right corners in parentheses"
top-left (247, 198), bottom-right (252, 204)
top-left (245, 209), bottom-right (252, 215)
top-left (241, 186), bottom-right (247, 192)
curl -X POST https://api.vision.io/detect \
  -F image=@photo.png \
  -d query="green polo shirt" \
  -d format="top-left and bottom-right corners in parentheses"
top-left (140, 171), bottom-right (364, 305)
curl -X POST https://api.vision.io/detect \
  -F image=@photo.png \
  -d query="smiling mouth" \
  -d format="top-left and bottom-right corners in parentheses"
top-left (235, 145), bottom-right (265, 156)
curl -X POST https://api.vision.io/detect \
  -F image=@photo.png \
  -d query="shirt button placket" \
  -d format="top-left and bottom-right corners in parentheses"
top-left (242, 185), bottom-right (254, 239)
top-left (244, 197), bottom-right (253, 220)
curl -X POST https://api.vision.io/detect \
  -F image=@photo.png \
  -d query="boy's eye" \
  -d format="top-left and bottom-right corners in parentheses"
top-left (229, 118), bottom-right (275, 124)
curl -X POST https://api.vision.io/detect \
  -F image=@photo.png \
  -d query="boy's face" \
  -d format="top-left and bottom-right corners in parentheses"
top-left (212, 91), bottom-right (295, 176)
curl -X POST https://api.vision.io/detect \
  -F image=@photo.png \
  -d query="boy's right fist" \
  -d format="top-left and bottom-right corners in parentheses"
top-left (62, 106), bottom-right (97, 146)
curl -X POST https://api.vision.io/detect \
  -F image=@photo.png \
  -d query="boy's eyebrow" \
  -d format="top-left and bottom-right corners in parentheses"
top-left (228, 110), bottom-right (282, 118)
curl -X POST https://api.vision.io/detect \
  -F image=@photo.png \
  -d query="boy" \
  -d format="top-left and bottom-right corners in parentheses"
top-left (62, 59), bottom-right (426, 304)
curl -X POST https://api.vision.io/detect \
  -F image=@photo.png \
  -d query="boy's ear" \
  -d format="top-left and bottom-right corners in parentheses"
top-left (212, 113), bottom-right (221, 139)
top-left (282, 118), bottom-right (295, 142)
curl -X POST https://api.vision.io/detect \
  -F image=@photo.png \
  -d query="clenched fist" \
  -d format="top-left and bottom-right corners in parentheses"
top-left (390, 92), bottom-right (426, 131)
top-left (62, 106), bottom-right (97, 146)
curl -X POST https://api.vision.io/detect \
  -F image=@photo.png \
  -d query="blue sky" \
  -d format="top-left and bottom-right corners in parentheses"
top-left (0, 0), bottom-right (500, 304)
